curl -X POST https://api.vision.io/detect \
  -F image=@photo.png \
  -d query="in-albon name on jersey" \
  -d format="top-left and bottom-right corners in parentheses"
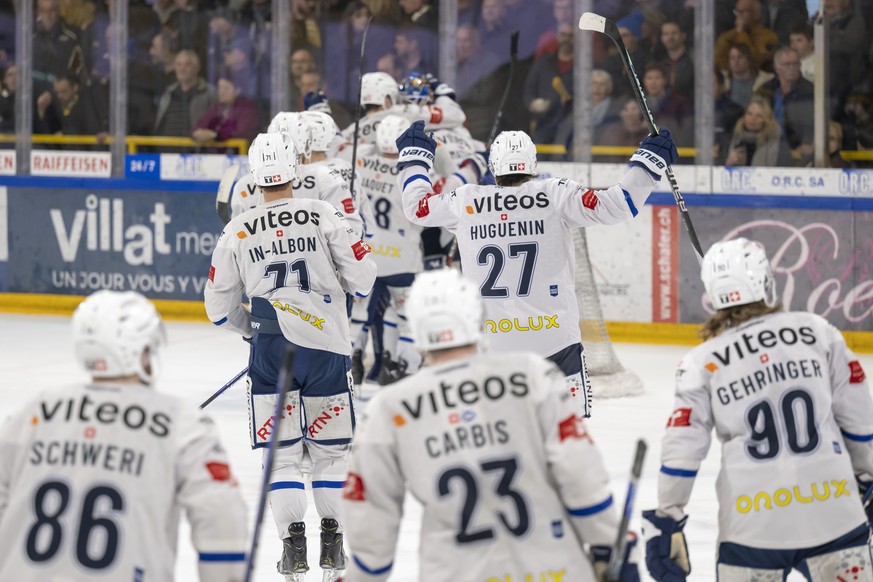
top-left (342, 352), bottom-right (620, 582)
top-left (0, 383), bottom-right (248, 582)
top-left (399, 166), bottom-right (656, 357)
top-left (658, 311), bottom-right (873, 549)
top-left (205, 198), bottom-right (377, 355)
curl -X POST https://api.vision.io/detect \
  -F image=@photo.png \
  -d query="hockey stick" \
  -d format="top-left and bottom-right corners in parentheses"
top-left (215, 162), bottom-right (240, 225)
top-left (578, 13), bottom-right (705, 264)
top-left (243, 345), bottom-right (296, 582)
top-left (198, 366), bottom-right (248, 409)
top-left (348, 16), bottom-right (373, 204)
top-left (607, 438), bottom-right (647, 581)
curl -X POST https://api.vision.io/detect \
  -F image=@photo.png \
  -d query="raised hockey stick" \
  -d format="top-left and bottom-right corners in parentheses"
top-left (578, 13), bottom-right (705, 264)
top-left (348, 16), bottom-right (373, 204)
top-left (243, 345), bottom-right (296, 582)
top-left (215, 162), bottom-right (240, 225)
top-left (607, 438), bottom-right (647, 581)
top-left (198, 366), bottom-right (248, 409)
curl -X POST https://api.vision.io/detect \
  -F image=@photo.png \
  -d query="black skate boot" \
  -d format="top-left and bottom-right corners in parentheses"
top-left (377, 351), bottom-right (408, 386)
top-left (351, 349), bottom-right (364, 386)
top-left (320, 518), bottom-right (346, 581)
top-left (278, 521), bottom-right (308, 581)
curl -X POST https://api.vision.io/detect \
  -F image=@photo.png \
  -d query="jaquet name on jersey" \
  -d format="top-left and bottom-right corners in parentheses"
top-left (465, 191), bottom-right (549, 214)
top-left (735, 479), bottom-right (851, 514)
top-left (237, 209), bottom-right (320, 239)
top-left (36, 393), bottom-right (172, 438)
top-left (399, 372), bottom-right (529, 421)
top-left (709, 325), bottom-right (816, 367)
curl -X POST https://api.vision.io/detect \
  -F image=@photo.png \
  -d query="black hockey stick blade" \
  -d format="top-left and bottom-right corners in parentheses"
top-left (348, 15), bottom-right (373, 202)
top-left (578, 12), bottom-right (705, 264)
top-left (199, 366), bottom-right (248, 409)
top-left (243, 345), bottom-right (296, 582)
top-left (606, 438), bottom-right (647, 581)
top-left (486, 30), bottom-right (520, 147)
top-left (215, 162), bottom-right (239, 225)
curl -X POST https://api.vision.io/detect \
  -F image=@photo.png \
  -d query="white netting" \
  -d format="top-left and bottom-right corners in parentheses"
top-left (573, 229), bottom-right (644, 397)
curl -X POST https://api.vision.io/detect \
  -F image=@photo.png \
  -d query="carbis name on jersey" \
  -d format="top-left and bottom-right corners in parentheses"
top-left (470, 220), bottom-right (545, 241)
top-left (237, 209), bottom-right (320, 238)
top-left (465, 191), bottom-right (549, 214)
top-left (715, 357), bottom-right (823, 406)
top-left (425, 419), bottom-right (510, 459)
top-left (399, 372), bottom-right (529, 420)
top-left (710, 325), bottom-right (816, 367)
top-left (248, 237), bottom-right (318, 263)
top-left (38, 393), bottom-right (172, 437)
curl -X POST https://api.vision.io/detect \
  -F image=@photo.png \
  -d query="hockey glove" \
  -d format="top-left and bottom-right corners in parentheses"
top-left (629, 128), bottom-right (678, 180)
top-left (423, 73), bottom-right (457, 101)
top-left (396, 120), bottom-right (436, 171)
top-left (304, 90), bottom-right (331, 114)
top-left (641, 510), bottom-right (690, 582)
top-left (591, 533), bottom-right (641, 582)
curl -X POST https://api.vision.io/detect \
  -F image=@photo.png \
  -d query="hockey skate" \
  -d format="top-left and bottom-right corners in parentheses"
top-left (377, 351), bottom-right (408, 385)
top-left (351, 349), bottom-right (364, 386)
top-left (320, 518), bottom-right (346, 582)
top-left (278, 522), bottom-right (309, 582)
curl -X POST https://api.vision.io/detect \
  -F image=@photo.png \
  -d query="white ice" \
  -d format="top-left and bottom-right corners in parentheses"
top-left (1, 313), bottom-right (871, 581)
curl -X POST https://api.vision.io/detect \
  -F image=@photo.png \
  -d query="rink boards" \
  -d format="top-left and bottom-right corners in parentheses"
top-left (0, 158), bottom-right (870, 351)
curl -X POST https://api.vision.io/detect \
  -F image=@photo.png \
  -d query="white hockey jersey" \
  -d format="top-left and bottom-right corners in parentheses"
top-left (205, 197), bottom-right (377, 355)
top-left (228, 165), bottom-right (364, 238)
top-left (357, 145), bottom-right (423, 276)
top-left (658, 311), bottom-right (873, 549)
top-left (0, 383), bottom-right (247, 582)
top-left (322, 156), bottom-right (377, 237)
top-left (342, 352), bottom-right (619, 582)
top-left (400, 165), bottom-right (656, 358)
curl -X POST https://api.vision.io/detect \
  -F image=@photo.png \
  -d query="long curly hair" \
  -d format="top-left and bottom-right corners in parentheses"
top-left (700, 300), bottom-right (783, 340)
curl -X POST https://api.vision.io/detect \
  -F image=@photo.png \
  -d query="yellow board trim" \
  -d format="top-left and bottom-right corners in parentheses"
top-left (1, 293), bottom-right (871, 353)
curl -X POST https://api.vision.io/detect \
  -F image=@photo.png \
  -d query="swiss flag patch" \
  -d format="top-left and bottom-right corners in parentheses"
top-left (352, 240), bottom-right (371, 260)
top-left (205, 462), bottom-right (233, 482)
top-left (343, 472), bottom-right (366, 501)
top-left (558, 414), bottom-right (592, 443)
top-left (208, 265), bottom-right (215, 282)
top-left (582, 189), bottom-right (599, 210)
top-left (416, 193), bottom-right (436, 218)
top-left (342, 198), bottom-right (355, 213)
top-left (849, 360), bottom-right (866, 384)
top-left (666, 407), bottom-right (692, 428)
top-left (428, 106), bottom-right (443, 125)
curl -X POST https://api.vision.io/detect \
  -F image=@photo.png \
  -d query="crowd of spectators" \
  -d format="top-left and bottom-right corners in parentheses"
top-left (3, 0), bottom-right (873, 167)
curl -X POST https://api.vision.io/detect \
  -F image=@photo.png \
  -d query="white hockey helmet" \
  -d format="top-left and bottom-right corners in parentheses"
top-left (72, 290), bottom-right (166, 385)
top-left (248, 131), bottom-right (299, 187)
top-left (702, 238), bottom-right (778, 310)
top-left (406, 269), bottom-right (484, 351)
top-left (301, 110), bottom-right (340, 152)
top-left (375, 115), bottom-right (409, 155)
top-left (489, 130), bottom-right (537, 177)
top-left (360, 72), bottom-right (400, 109)
top-left (268, 111), bottom-right (312, 159)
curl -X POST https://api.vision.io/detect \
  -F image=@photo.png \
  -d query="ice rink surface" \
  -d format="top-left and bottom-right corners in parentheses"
top-left (2, 313), bottom-right (871, 581)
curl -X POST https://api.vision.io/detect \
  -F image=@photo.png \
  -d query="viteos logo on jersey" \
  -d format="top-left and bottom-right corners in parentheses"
top-left (51, 193), bottom-right (176, 266)
top-left (735, 479), bottom-right (851, 514)
top-left (398, 373), bottom-right (529, 421)
top-left (359, 157), bottom-right (399, 176)
top-left (36, 394), bottom-right (172, 437)
top-left (236, 209), bottom-right (320, 239)
top-left (485, 315), bottom-right (559, 333)
top-left (465, 191), bottom-right (549, 214)
top-left (290, 175), bottom-right (317, 190)
top-left (707, 325), bottom-right (816, 368)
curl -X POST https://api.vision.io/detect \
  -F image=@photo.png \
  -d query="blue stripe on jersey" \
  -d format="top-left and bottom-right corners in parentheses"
top-left (199, 552), bottom-right (246, 562)
top-left (452, 172), bottom-right (468, 185)
top-left (270, 481), bottom-right (305, 491)
top-left (660, 465), bottom-right (698, 477)
top-left (353, 555), bottom-right (393, 575)
top-left (312, 480), bottom-right (345, 489)
top-left (622, 188), bottom-right (639, 217)
top-left (567, 495), bottom-right (613, 516)
top-left (355, 292), bottom-right (368, 298)
top-left (403, 174), bottom-right (431, 190)
top-left (212, 316), bottom-right (228, 326)
top-left (399, 336), bottom-right (414, 343)
top-left (383, 321), bottom-right (398, 328)
top-left (841, 429), bottom-right (873, 442)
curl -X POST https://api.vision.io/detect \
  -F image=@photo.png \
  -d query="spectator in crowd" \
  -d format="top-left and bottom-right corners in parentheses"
top-left (34, 0), bottom-right (84, 95)
top-left (601, 14), bottom-right (650, 98)
top-left (661, 20), bottom-right (694, 99)
top-left (362, 0), bottom-right (401, 24)
top-left (725, 94), bottom-right (791, 166)
top-left (394, 26), bottom-right (435, 78)
top-left (0, 63), bottom-right (12, 132)
top-left (714, 0), bottom-right (777, 73)
top-left (760, 0), bottom-right (808, 44)
top-left (591, 68), bottom-right (621, 133)
top-left (639, 9), bottom-right (667, 60)
top-left (789, 23), bottom-right (814, 82)
top-left (51, 71), bottom-right (104, 137)
top-left (74, 0), bottom-right (108, 81)
top-left (166, 0), bottom-right (209, 65)
top-left (399, 0), bottom-right (437, 30)
top-left (820, 0), bottom-right (868, 115)
top-left (523, 22), bottom-right (574, 144)
top-left (642, 61), bottom-right (692, 144)
top-left (503, 0), bottom-right (547, 59)
top-left (826, 120), bottom-right (851, 168)
top-left (596, 97), bottom-right (650, 160)
top-left (300, 71), bottom-right (352, 127)
top-left (533, 0), bottom-right (573, 59)
top-left (153, 49), bottom-right (214, 137)
top-left (0, 0), bottom-right (14, 68)
top-left (290, 48), bottom-right (316, 108)
top-left (206, 8), bottom-right (255, 96)
top-left (714, 68), bottom-right (745, 164)
top-left (723, 42), bottom-right (773, 109)
top-left (149, 31), bottom-right (180, 98)
top-left (755, 46), bottom-right (813, 159)
top-left (376, 52), bottom-right (404, 82)
top-left (455, 24), bottom-right (501, 98)
top-left (152, 0), bottom-right (179, 24)
top-left (192, 76), bottom-right (260, 147)
top-left (239, 0), bottom-right (272, 98)
top-left (477, 0), bottom-right (513, 62)
top-left (292, 0), bottom-right (322, 52)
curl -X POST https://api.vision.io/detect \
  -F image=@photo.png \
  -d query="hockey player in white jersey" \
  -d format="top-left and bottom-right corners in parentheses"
top-left (341, 269), bottom-right (640, 582)
top-left (398, 121), bottom-right (678, 416)
top-left (642, 238), bottom-right (873, 582)
top-left (0, 290), bottom-right (248, 582)
top-left (205, 133), bottom-right (377, 581)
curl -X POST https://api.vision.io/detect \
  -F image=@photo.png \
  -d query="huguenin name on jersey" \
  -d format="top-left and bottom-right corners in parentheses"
top-left (470, 220), bottom-right (545, 240)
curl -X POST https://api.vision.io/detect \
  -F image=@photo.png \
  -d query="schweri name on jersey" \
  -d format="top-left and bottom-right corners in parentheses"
top-left (735, 479), bottom-right (851, 514)
top-left (37, 393), bottom-right (172, 438)
top-left (465, 191), bottom-right (549, 214)
top-left (237, 209), bottom-right (320, 239)
top-left (359, 157), bottom-right (399, 176)
top-left (485, 315), bottom-right (559, 333)
top-left (399, 372), bottom-right (529, 420)
top-left (709, 325), bottom-right (816, 367)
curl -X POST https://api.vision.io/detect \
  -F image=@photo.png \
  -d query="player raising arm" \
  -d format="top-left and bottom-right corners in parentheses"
top-left (397, 121), bottom-right (678, 416)
top-left (0, 290), bottom-right (248, 582)
top-left (643, 239), bottom-right (873, 581)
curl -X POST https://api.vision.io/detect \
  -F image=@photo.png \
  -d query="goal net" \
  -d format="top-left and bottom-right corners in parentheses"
top-left (573, 228), bottom-right (644, 397)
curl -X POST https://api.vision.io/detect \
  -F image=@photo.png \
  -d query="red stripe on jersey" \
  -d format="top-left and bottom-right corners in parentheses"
top-left (352, 240), bottom-right (371, 261)
top-left (343, 472), bottom-right (366, 501)
top-left (582, 189), bottom-right (599, 210)
top-left (666, 407), bottom-right (692, 427)
top-left (416, 192), bottom-right (436, 218)
top-left (342, 198), bottom-right (355, 213)
top-left (558, 414), bottom-right (592, 443)
top-left (206, 461), bottom-right (232, 482)
top-left (428, 106), bottom-right (443, 125)
top-left (208, 265), bottom-right (215, 282)
top-left (850, 360), bottom-right (866, 384)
